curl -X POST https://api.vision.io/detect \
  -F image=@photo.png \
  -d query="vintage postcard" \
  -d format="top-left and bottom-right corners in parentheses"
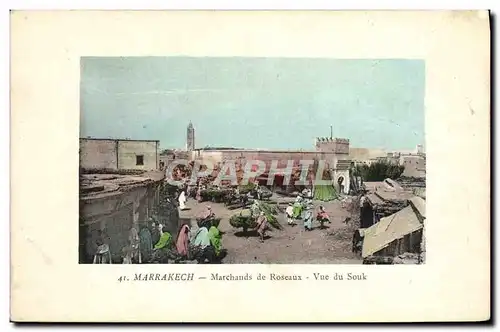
top-left (11, 10), bottom-right (490, 322)
top-left (79, 57), bottom-right (426, 266)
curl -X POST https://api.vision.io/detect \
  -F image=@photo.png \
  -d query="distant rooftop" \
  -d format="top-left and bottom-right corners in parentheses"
top-left (81, 137), bottom-right (160, 143)
top-left (199, 147), bottom-right (241, 150)
top-left (193, 147), bottom-right (345, 154)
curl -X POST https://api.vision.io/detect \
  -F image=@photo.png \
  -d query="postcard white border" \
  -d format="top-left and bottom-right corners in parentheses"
top-left (10, 10), bottom-right (490, 322)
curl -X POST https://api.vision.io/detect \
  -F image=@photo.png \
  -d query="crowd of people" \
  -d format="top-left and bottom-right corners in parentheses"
top-left (92, 195), bottom-right (226, 264)
top-left (145, 204), bottom-right (226, 264)
top-left (91, 183), bottom-right (340, 264)
top-left (284, 189), bottom-right (331, 232)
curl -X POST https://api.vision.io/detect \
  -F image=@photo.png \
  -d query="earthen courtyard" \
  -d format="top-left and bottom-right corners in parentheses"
top-left (180, 195), bottom-right (362, 264)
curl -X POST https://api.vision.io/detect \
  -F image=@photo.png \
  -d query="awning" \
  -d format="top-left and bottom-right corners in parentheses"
top-left (409, 196), bottom-right (426, 219)
top-left (362, 205), bottom-right (423, 258)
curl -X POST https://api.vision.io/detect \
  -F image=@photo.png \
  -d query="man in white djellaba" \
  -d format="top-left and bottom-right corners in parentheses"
top-left (285, 203), bottom-right (295, 226)
top-left (178, 190), bottom-right (187, 210)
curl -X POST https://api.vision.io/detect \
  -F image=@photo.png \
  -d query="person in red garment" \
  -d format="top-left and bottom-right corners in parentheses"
top-left (316, 205), bottom-right (331, 228)
top-left (176, 224), bottom-right (191, 259)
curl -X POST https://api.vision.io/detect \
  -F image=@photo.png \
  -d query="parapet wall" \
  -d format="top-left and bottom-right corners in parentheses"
top-left (190, 149), bottom-right (352, 171)
top-left (315, 137), bottom-right (350, 154)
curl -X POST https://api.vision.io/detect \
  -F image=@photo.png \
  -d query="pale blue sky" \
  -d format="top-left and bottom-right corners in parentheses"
top-left (80, 57), bottom-right (425, 150)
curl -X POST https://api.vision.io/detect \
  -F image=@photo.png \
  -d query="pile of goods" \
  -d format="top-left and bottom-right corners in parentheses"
top-left (229, 209), bottom-right (256, 232)
top-left (239, 183), bottom-right (256, 194)
top-left (229, 201), bottom-right (282, 232)
top-left (237, 183), bottom-right (272, 200)
top-left (224, 191), bottom-right (251, 209)
top-left (274, 188), bottom-right (300, 197)
top-left (256, 186), bottom-right (273, 200)
top-left (373, 200), bottom-right (408, 219)
top-left (251, 201), bottom-right (281, 228)
top-left (187, 175), bottom-right (217, 196)
top-left (224, 183), bottom-right (255, 208)
top-left (201, 188), bottom-right (232, 203)
top-left (197, 217), bottom-right (221, 229)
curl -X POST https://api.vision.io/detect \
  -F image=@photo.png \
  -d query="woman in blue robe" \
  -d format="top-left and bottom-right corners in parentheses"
top-left (302, 204), bottom-right (314, 231)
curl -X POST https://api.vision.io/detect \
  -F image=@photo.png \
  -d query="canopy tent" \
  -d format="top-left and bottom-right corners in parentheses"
top-left (313, 184), bottom-right (339, 202)
top-left (361, 205), bottom-right (423, 258)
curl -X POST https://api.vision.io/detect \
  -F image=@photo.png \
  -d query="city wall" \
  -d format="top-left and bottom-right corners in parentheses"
top-left (190, 149), bottom-right (350, 170)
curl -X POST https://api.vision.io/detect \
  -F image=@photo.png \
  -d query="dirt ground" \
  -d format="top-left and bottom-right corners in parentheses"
top-left (179, 195), bottom-right (362, 264)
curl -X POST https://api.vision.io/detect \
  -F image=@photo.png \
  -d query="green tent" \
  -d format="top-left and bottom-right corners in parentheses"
top-left (313, 184), bottom-right (339, 202)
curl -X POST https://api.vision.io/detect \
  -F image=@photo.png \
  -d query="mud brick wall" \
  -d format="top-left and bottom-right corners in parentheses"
top-left (80, 139), bottom-right (159, 171)
top-left (79, 182), bottom-right (168, 263)
top-left (80, 139), bottom-right (118, 170)
top-left (189, 149), bottom-right (352, 192)
top-left (117, 140), bottom-right (159, 170)
top-left (193, 150), bottom-right (346, 171)
top-left (401, 155), bottom-right (426, 178)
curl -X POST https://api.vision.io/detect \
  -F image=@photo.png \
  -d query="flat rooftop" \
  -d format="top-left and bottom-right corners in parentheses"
top-left (80, 170), bottom-right (165, 200)
top-left (193, 148), bottom-right (348, 154)
top-left (80, 137), bottom-right (160, 143)
top-left (375, 190), bottom-right (415, 202)
top-left (364, 180), bottom-right (416, 203)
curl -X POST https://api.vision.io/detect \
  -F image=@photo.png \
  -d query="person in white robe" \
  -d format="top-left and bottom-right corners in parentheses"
top-left (285, 203), bottom-right (295, 225)
top-left (178, 191), bottom-right (187, 210)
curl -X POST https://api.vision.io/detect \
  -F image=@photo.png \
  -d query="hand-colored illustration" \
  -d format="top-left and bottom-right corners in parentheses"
top-left (79, 57), bottom-right (426, 265)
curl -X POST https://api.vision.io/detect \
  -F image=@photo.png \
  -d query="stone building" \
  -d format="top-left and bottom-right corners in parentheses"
top-left (80, 138), bottom-right (160, 171)
top-left (79, 137), bottom-right (181, 264)
top-left (400, 155), bottom-right (426, 178)
top-left (159, 149), bottom-right (191, 170)
top-left (349, 145), bottom-right (426, 174)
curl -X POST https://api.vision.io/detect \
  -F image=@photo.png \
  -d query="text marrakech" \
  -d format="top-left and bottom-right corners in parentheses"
top-left (134, 273), bottom-right (195, 281)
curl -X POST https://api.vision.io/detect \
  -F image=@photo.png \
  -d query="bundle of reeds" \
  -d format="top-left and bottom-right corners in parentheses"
top-left (229, 209), bottom-right (257, 232)
top-left (229, 202), bottom-right (282, 232)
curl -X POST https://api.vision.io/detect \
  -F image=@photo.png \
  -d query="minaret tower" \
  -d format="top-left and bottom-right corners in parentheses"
top-left (186, 121), bottom-right (195, 151)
